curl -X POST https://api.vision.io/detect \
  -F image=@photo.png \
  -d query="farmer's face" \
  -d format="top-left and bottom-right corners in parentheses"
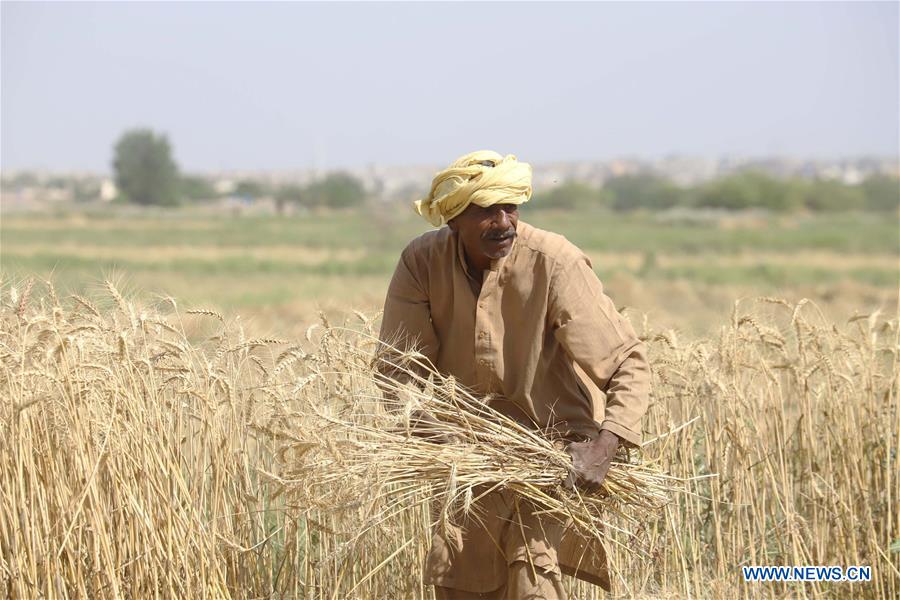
top-left (449, 203), bottom-right (519, 271)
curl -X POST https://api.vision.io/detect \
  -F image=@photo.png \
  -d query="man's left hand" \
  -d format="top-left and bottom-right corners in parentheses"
top-left (564, 429), bottom-right (620, 493)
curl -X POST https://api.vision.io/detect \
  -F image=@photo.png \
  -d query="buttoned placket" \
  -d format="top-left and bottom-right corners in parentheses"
top-left (473, 277), bottom-right (495, 389)
top-left (467, 250), bottom-right (513, 393)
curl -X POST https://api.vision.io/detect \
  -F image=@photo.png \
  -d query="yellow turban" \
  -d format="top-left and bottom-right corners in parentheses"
top-left (414, 150), bottom-right (532, 227)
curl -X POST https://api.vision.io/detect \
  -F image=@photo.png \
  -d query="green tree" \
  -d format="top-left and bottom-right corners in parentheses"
top-left (531, 181), bottom-right (606, 211)
top-left (604, 174), bottom-right (686, 211)
top-left (698, 172), bottom-right (802, 212)
top-left (71, 179), bottom-right (102, 203)
top-left (305, 172), bottom-right (366, 209)
top-left (274, 184), bottom-right (305, 215)
top-left (112, 129), bottom-right (179, 206)
top-left (802, 179), bottom-right (864, 212)
top-left (860, 174), bottom-right (900, 212)
top-left (234, 179), bottom-right (270, 200)
top-left (180, 175), bottom-right (218, 202)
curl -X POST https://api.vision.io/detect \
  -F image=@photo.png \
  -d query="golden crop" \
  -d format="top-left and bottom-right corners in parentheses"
top-left (1, 280), bottom-right (896, 598)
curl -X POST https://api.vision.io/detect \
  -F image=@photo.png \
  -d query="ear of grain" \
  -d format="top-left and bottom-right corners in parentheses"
top-left (0, 287), bottom-right (896, 598)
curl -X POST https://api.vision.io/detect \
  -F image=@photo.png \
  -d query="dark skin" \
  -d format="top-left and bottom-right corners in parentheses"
top-left (448, 202), bottom-right (622, 492)
top-left (562, 429), bottom-right (620, 493)
top-left (447, 202), bottom-right (520, 275)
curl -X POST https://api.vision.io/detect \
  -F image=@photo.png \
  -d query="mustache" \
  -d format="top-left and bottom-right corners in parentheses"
top-left (484, 230), bottom-right (517, 241)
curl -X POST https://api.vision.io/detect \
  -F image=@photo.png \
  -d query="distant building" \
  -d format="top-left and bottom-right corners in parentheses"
top-left (100, 179), bottom-right (117, 202)
top-left (215, 179), bottom-right (236, 195)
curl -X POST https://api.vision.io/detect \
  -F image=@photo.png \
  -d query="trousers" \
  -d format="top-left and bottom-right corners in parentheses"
top-left (423, 489), bottom-right (568, 599)
top-left (433, 560), bottom-right (566, 599)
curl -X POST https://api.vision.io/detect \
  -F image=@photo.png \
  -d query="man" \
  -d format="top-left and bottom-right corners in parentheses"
top-left (378, 150), bottom-right (651, 599)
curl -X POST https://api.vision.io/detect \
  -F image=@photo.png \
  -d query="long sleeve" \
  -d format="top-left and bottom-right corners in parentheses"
top-left (378, 245), bottom-right (440, 382)
top-left (549, 256), bottom-right (650, 447)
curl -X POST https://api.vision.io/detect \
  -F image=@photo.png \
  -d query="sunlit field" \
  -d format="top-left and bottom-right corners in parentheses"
top-left (3, 0), bottom-right (898, 595)
top-left (1, 279), bottom-right (896, 598)
top-left (1, 208), bottom-right (896, 337)
top-left (2, 207), bottom-right (898, 598)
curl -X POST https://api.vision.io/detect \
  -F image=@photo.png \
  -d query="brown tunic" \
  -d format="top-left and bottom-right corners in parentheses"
top-left (380, 220), bottom-right (649, 445)
top-left (378, 219), bottom-right (651, 591)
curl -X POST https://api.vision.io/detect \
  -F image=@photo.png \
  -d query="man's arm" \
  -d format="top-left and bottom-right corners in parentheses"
top-left (378, 245), bottom-right (440, 386)
top-left (549, 256), bottom-right (651, 489)
top-left (376, 247), bottom-right (453, 443)
top-left (377, 246), bottom-right (455, 443)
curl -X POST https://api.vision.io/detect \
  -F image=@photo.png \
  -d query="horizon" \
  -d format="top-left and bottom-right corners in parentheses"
top-left (2, 152), bottom-right (898, 179)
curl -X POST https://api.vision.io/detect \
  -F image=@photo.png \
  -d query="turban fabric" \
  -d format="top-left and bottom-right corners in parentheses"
top-left (414, 150), bottom-right (532, 227)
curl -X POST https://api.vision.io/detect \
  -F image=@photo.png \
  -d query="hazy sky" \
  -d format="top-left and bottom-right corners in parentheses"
top-left (2, 1), bottom-right (898, 172)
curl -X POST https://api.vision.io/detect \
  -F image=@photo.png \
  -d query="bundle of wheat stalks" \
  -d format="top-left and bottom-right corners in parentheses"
top-left (2, 279), bottom-right (896, 598)
top-left (276, 339), bottom-right (681, 566)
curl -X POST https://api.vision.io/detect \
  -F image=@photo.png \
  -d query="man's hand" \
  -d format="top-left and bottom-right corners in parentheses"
top-left (564, 429), bottom-right (620, 493)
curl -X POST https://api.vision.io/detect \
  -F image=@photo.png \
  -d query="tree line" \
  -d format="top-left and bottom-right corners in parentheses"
top-left (110, 129), bottom-right (366, 210)
top-left (532, 172), bottom-right (898, 213)
top-left (9, 128), bottom-right (894, 213)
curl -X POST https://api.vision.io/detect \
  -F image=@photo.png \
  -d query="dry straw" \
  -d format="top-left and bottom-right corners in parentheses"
top-left (274, 335), bottom-right (685, 587)
top-left (1, 280), bottom-right (897, 598)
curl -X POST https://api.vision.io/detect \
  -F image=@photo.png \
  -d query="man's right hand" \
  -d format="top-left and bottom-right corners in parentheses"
top-left (563, 429), bottom-right (620, 493)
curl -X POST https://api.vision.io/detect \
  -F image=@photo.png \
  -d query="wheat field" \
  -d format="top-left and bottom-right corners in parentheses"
top-left (0, 278), bottom-right (896, 598)
top-left (2, 210), bottom-right (897, 337)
